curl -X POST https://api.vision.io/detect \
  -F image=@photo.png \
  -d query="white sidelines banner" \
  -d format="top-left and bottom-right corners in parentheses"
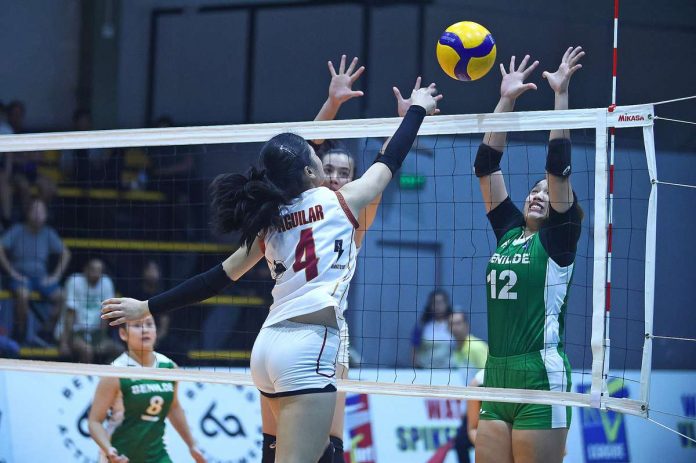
top-left (0, 369), bottom-right (692, 462)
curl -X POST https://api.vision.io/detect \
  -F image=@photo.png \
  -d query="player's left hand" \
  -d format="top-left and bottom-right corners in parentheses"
top-left (100, 297), bottom-right (149, 326)
top-left (190, 445), bottom-right (207, 463)
top-left (543, 46), bottom-right (585, 94)
top-left (327, 55), bottom-right (365, 105)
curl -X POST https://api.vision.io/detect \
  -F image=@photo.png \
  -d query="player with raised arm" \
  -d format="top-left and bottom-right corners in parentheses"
top-left (102, 82), bottom-right (440, 463)
top-left (473, 47), bottom-right (585, 463)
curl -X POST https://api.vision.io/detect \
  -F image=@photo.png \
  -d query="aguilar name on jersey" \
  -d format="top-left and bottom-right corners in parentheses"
top-left (261, 187), bottom-right (358, 328)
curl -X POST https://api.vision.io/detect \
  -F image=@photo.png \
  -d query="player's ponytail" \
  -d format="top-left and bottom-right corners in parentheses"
top-left (210, 133), bottom-right (314, 251)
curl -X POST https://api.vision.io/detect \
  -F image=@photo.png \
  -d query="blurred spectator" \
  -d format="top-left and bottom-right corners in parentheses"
top-left (411, 289), bottom-right (454, 368)
top-left (131, 260), bottom-right (170, 346)
top-left (2, 102), bottom-right (57, 211)
top-left (449, 311), bottom-right (488, 463)
top-left (0, 199), bottom-right (70, 345)
top-left (450, 311), bottom-right (488, 371)
top-left (62, 109), bottom-right (116, 187)
top-left (58, 258), bottom-right (121, 363)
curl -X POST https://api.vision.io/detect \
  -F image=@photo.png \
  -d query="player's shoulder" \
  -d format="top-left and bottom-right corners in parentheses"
top-left (111, 352), bottom-right (131, 367)
top-left (154, 351), bottom-right (177, 369)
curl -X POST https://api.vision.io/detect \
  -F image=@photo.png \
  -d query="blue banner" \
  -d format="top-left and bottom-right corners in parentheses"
top-left (577, 380), bottom-right (631, 462)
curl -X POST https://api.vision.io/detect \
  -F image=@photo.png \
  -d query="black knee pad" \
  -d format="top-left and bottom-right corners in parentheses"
top-left (262, 433), bottom-right (276, 463)
top-left (317, 442), bottom-right (335, 463)
top-left (329, 436), bottom-right (344, 463)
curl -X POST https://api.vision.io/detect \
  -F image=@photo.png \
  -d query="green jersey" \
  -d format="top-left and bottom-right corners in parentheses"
top-left (110, 352), bottom-right (176, 462)
top-left (485, 197), bottom-right (581, 357)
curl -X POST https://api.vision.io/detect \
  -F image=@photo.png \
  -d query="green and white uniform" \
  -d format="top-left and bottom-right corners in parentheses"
top-left (480, 194), bottom-right (581, 430)
top-left (107, 352), bottom-right (176, 462)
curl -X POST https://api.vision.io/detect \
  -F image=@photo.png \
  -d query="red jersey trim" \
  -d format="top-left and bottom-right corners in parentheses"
top-left (334, 191), bottom-right (359, 229)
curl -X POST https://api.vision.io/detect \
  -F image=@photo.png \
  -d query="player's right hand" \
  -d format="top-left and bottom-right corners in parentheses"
top-left (101, 297), bottom-right (149, 326)
top-left (410, 82), bottom-right (442, 116)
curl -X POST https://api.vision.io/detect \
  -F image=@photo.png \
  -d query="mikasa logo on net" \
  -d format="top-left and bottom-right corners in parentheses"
top-left (617, 114), bottom-right (645, 122)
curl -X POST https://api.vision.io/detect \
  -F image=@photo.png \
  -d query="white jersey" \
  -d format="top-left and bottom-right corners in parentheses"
top-left (261, 187), bottom-right (358, 328)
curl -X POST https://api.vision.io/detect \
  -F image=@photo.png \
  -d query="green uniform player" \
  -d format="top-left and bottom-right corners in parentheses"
top-left (109, 352), bottom-right (176, 462)
top-left (481, 204), bottom-right (577, 429)
top-left (472, 47), bottom-right (585, 463)
top-left (88, 316), bottom-right (205, 463)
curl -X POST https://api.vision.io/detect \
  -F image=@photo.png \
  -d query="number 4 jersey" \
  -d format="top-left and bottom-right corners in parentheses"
top-left (261, 186), bottom-right (359, 328)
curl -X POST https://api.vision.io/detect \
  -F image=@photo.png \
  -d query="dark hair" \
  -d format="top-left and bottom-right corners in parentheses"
top-left (419, 289), bottom-right (453, 325)
top-left (210, 133), bottom-right (313, 250)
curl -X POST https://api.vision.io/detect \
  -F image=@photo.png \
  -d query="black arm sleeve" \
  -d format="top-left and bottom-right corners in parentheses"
top-left (539, 194), bottom-right (582, 267)
top-left (148, 264), bottom-right (232, 316)
top-left (373, 105), bottom-right (427, 174)
top-left (486, 197), bottom-right (525, 244)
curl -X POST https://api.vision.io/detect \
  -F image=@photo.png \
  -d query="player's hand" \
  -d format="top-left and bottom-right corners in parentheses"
top-left (327, 55), bottom-right (365, 105)
top-left (106, 447), bottom-right (129, 463)
top-left (543, 46), bottom-right (584, 95)
top-left (409, 80), bottom-right (442, 116)
top-left (100, 297), bottom-right (149, 326)
top-left (393, 77), bottom-right (443, 117)
top-left (190, 445), bottom-right (207, 463)
top-left (499, 54), bottom-right (539, 101)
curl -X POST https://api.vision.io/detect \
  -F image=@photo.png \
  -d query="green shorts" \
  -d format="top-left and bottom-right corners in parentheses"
top-left (479, 348), bottom-right (572, 430)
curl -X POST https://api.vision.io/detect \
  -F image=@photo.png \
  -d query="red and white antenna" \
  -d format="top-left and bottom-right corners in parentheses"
top-left (603, 0), bottom-right (620, 396)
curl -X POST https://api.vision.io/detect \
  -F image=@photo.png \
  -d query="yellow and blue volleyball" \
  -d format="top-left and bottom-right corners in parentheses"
top-left (436, 21), bottom-right (496, 82)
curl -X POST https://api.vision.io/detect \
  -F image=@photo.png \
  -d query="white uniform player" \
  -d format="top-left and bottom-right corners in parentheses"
top-left (251, 186), bottom-right (359, 396)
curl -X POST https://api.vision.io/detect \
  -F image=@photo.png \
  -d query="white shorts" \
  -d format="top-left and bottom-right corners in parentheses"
top-left (337, 317), bottom-right (350, 369)
top-left (250, 320), bottom-right (339, 397)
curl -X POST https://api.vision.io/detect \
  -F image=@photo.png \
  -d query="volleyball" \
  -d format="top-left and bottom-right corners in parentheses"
top-left (436, 21), bottom-right (496, 81)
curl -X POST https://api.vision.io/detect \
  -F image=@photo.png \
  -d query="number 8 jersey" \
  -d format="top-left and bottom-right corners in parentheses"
top-left (261, 186), bottom-right (359, 328)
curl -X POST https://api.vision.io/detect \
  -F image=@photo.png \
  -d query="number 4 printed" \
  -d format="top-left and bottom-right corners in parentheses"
top-left (294, 228), bottom-right (319, 281)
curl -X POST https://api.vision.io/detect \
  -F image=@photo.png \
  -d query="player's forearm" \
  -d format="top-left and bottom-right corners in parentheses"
top-left (482, 97), bottom-right (515, 151)
top-left (550, 91), bottom-right (570, 140)
top-left (312, 98), bottom-right (342, 145)
top-left (88, 421), bottom-right (113, 454)
top-left (169, 406), bottom-right (196, 448)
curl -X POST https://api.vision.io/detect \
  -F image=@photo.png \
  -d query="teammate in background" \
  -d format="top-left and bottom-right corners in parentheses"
top-left (88, 316), bottom-right (205, 463)
top-left (472, 47), bottom-right (584, 463)
top-left (101, 81), bottom-right (439, 462)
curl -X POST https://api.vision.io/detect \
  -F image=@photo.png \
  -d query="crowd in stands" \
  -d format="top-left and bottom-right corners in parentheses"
top-left (0, 99), bottom-right (271, 364)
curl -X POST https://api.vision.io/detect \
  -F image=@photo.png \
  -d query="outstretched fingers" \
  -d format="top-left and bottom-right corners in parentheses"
top-left (328, 60), bottom-right (337, 77)
top-left (522, 60), bottom-right (540, 79)
top-left (345, 56), bottom-right (358, 74)
top-left (350, 65), bottom-right (365, 83)
top-left (338, 54), bottom-right (347, 74)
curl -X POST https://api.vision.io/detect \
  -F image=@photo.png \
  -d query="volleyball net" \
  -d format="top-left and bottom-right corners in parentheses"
top-left (0, 103), bottom-right (658, 418)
